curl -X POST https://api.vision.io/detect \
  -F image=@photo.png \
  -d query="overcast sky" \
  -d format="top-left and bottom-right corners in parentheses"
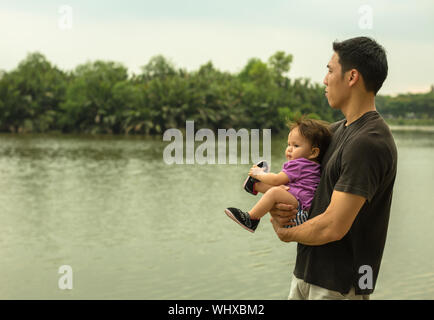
top-left (0, 0), bottom-right (433, 95)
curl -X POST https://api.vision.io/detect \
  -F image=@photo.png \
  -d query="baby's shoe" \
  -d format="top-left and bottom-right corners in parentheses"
top-left (224, 207), bottom-right (260, 233)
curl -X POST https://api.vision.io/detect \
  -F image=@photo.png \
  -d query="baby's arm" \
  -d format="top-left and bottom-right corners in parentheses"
top-left (249, 165), bottom-right (289, 186)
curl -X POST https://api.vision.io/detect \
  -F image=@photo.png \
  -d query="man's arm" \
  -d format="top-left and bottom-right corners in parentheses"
top-left (271, 190), bottom-right (366, 245)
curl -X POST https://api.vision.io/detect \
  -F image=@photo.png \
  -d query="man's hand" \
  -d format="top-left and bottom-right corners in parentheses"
top-left (271, 190), bottom-right (367, 246)
top-left (270, 216), bottom-right (292, 242)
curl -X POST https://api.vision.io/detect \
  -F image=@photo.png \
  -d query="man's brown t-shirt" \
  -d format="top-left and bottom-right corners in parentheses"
top-left (294, 111), bottom-right (398, 295)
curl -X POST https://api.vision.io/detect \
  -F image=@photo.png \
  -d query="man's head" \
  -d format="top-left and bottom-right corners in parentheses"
top-left (324, 37), bottom-right (388, 109)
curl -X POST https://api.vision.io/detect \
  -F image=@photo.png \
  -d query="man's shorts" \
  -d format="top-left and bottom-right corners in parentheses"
top-left (288, 274), bottom-right (370, 300)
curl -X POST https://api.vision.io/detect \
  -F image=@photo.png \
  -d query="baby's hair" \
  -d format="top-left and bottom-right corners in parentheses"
top-left (287, 116), bottom-right (332, 163)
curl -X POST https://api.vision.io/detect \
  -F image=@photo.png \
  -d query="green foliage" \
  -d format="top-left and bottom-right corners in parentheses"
top-left (59, 60), bottom-right (129, 134)
top-left (377, 88), bottom-right (434, 120)
top-left (140, 55), bottom-right (177, 81)
top-left (0, 51), bottom-right (431, 135)
top-left (268, 51), bottom-right (293, 87)
top-left (0, 52), bottom-right (68, 132)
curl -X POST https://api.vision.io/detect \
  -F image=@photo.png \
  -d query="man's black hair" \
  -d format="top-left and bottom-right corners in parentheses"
top-left (333, 37), bottom-right (388, 95)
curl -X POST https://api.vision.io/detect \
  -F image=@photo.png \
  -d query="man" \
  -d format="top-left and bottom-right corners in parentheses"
top-left (269, 37), bottom-right (397, 300)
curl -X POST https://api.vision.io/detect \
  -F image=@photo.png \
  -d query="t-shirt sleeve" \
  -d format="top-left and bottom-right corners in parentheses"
top-left (334, 136), bottom-right (389, 202)
top-left (282, 159), bottom-right (303, 182)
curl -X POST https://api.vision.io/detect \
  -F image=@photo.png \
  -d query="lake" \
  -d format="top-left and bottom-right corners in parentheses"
top-left (0, 128), bottom-right (433, 299)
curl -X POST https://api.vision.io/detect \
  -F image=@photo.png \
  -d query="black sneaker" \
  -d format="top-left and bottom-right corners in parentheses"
top-left (224, 207), bottom-right (260, 233)
top-left (243, 160), bottom-right (269, 195)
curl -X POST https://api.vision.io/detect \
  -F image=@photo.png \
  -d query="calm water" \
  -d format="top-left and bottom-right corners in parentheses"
top-left (0, 129), bottom-right (433, 299)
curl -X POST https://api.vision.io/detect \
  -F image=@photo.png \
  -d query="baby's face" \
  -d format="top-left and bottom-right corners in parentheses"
top-left (285, 127), bottom-right (314, 161)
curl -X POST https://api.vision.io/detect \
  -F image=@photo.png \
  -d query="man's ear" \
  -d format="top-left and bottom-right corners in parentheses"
top-left (348, 69), bottom-right (359, 87)
top-left (309, 147), bottom-right (320, 160)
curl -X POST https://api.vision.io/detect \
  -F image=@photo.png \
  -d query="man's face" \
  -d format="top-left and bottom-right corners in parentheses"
top-left (323, 52), bottom-right (350, 109)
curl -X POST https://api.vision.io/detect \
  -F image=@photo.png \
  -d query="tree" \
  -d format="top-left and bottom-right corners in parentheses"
top-left (268, 51), bottom-right (293, 87)
top-left (239, 58), bottom-right (273, 86)
top-left (140, 55), bottom-right (176, 81)
top-left (0, 52), bottom-right (67, 132)
top-left (4, 50), bottom-right (430, 135)
top-left (59, 61), bottom-right (128, 133)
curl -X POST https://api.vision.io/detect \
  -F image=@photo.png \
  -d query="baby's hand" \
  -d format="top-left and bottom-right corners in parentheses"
top-left (248, 165), bottom-right (266, 178)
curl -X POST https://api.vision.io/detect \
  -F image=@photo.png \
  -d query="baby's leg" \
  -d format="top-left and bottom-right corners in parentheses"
top-left (253, 181), bottom-right (275, 194)
top-left (249, 186), bottom-right (298, 220)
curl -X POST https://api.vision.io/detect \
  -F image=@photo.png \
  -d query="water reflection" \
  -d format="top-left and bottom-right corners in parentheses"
top-left (0, 130), bottom-right (433, 299)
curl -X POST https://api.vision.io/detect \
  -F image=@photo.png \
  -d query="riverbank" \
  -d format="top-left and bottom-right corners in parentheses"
top-left (388, 125), bottom-right (434, 132)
